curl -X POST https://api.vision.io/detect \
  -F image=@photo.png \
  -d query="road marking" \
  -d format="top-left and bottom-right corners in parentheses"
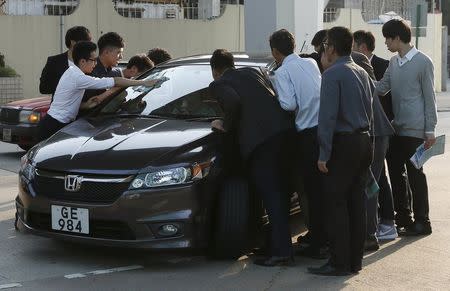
top-left (0, 283), bottom-right (22, 289)
top-left (64, 273), bottom-right (86, 279)
top-left (65, 265), bottom-right (143, 279)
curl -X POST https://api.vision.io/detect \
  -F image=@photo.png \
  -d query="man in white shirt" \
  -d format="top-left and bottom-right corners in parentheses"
top-left (38, 41), bottom-right (158, 141)
top-left (269, 29), bottom-right (326, 259)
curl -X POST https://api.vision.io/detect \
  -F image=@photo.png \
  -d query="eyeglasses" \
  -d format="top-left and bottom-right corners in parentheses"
top-left (88, 58), bottom-right (97, 63)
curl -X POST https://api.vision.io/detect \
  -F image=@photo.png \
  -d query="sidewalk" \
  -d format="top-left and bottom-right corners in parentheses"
top-left (437, 78), bottom-right (450, 111)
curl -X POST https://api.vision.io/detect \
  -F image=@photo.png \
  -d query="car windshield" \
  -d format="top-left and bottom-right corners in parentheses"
top-left (99, 65), bottom-right (223, 120)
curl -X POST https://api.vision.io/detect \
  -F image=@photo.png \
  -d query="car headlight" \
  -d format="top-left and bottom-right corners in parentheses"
top-left (20, 154), bottom-right (35, 181)
top-left (19, 110), bottom-right (41, 124)
top-left (130, 159), bottom-right (215, 190)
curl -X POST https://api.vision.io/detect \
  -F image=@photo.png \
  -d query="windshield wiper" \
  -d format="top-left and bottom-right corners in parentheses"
top-left (108, 113), bottom-right (170, 119)
top-left (183, 116), bottom-right (222, 122)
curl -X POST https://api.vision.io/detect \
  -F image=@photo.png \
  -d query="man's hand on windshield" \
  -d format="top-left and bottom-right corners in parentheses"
top-left (211, 119), bottom-right (225, 132)
top-left (80, 97), bottom-right (100, 110)
top-left (143, 79), bottom-right (159, 87)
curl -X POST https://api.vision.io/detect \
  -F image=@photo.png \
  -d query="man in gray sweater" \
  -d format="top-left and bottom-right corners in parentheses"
top-left (375, 19), bottom-right (438, 236)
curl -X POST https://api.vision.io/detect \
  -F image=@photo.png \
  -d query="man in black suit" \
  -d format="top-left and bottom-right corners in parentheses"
top-left (209, 49), bottom-right (294, 266)
top-left (39, 26), bottom-right (92, 98)
top-left (353, 30), bottom-right (399, 242)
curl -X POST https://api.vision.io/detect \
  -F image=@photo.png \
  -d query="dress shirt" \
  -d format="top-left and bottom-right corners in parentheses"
top-left (272, 53), bottom-right (321, 131)
top-left (83, 58), bottom-right (122, 102)
top-left (318, 56), bottom-right (373, 161)
top-left (397, 46), bottom-right (418, 67)
top-left (47, 66), bottom-right (114, 123)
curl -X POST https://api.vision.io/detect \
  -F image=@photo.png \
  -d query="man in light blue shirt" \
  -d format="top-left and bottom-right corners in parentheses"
top-left (269, 29), bottom-right (326, 259)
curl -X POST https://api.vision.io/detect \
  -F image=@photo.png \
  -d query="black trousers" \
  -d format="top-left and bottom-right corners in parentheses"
top-left (388, 135), bottom-right (430, 224)
top-left (294, 127), bottom-right (326, 248)
top-left (378, 136), bottom-right (398, 224)
top-left (323, 133), bottom-right (372, 271)
top-left (37, 114), bottom-right (67, 142)
top-left (367, 135), bottom-right (390, 236)
top-left (248, 132), bottom-right (292, 257)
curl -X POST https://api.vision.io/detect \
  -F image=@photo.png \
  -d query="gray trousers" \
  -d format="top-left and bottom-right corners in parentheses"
top-left (367, 136), bottom-right (390, 237)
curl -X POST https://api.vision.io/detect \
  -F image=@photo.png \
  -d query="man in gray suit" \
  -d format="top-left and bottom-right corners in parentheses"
top-left (309, 27), bottom-right (373, 276)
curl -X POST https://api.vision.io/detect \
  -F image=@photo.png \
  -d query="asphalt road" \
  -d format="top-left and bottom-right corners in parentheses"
top-left (0, 100), bottom-right (449, 290)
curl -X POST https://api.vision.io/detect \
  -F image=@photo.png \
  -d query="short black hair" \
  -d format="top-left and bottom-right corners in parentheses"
top-left (327, 26), bottom-right (353, 57)
top-left (97, 32), bottom-right (124, 54)
top-left (353, 30), bottom-right (376, 51)
top-left (382, 19), bottom-right (411, 43)
top-left (127, 54), bottom-right (154, 72)
top-left (65, 26), bottom-right (91, 49)
top-left (269, 29), bottom-right (295, 56)
top-left (311, 29), bottom-right (328, 47)
top-left (210, 49), bottom-right (234, 71)
top-left (147, 48), bottom-right (172, 65)
top-left (72, 41), bottom-right (97, 66)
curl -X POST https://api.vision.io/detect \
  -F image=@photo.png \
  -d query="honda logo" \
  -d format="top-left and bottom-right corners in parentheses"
top-left (64, 175), bottom-right (83, 192)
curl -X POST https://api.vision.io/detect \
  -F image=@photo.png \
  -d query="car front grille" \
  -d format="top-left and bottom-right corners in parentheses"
top-left (33, 170), bottom-right (133, 204)
top-left (0, 108), bottom-right (20, 124)
top-left (27, 211), bottom-right (136, 240)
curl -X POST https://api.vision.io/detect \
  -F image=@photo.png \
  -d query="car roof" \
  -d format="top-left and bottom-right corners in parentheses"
top-left (159, 53), bottom-right (274, 67)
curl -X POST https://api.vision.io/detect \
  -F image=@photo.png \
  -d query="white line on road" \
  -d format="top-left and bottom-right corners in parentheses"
top-left (64, 265), bottom-right (143, 279)
top-left (64, 273), bottom-right (86, 279)
top-left (0, 283), bottom-right (22, 289)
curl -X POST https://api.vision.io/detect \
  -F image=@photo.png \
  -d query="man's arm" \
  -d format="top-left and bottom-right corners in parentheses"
top-left (209, 82), bottom-right (240, 132)
top-left (375, 58), bottom-right (392, 96)
top-left (76, 75), bottom-right (158, 91)
top-left (80, 87), bottom-right (122, 110)
top-left (39, 57), bottom-right (57, 94)
top-left (318, 73), bottom-right (340, 164)
top-left (273, 68), bottom-right (297, 111)
top-left (421, 58), bottom-right (438, 148)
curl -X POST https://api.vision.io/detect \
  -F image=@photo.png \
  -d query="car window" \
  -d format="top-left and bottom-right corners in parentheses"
top-left (99, 65), bottom-right (223, 119)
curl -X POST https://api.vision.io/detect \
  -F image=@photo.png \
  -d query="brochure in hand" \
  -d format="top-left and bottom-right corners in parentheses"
top-left (410, 135), bottom-right (446, 169)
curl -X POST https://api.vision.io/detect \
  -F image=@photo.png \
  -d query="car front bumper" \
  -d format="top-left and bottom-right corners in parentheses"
top-left (16, 175), bottom-right (215, 249)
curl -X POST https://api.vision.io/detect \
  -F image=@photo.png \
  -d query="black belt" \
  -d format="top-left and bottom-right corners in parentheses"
top-left (335, 127), bottom-right (369, 136)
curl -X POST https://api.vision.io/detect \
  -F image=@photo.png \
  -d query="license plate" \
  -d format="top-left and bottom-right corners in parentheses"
top-left (51, 205), bottom-right (89, 234)
top-left (2, 128), bottom-right (11, 142)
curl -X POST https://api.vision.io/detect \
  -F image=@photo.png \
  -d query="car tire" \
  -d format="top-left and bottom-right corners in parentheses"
top-left (212, 177), bottom-right (253, 259)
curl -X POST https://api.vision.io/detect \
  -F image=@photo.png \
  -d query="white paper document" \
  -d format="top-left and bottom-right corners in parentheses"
top-left (410, 135), bottom-right (446, 169)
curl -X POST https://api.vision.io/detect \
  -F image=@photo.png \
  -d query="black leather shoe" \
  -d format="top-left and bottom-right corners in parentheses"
top-left (364, 236), bottom-right (380, 252)
top-left (296, 246), bottom-right (329, 259)
top-left (253, 256), bottom-right (294, 267)
top-left (307, 263), bottom-right (352, 276)
top-left (399, 222), bottom-right (432, 236)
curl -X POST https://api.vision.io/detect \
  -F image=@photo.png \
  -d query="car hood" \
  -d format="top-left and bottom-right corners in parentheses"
top-left (32, 116), bottom-right (214, 174)
top-left (4, 96), bottom-right (51, 110)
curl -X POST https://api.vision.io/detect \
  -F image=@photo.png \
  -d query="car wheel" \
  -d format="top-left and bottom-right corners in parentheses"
top-left (18, 144), bottom-right (31, 151)
top-left (212, 177), bottom-right (253, 259)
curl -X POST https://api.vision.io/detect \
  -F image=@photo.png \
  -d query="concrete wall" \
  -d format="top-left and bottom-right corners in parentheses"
top-left (324, 8), bottom-right (443, 92)
top-left (0, 0), bottom-right (245, 99)
top-left (244, 0), bottom-right (324, 56)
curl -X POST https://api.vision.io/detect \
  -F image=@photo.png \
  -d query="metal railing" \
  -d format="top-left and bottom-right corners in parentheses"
top-left (361, 0), bottom-right (432, 23)
top-left (323, 7), bottom-right (341, 23)
top-left (324, 0), bottom-right (438, 24)
top-left (0, 0), bottom-right (239, 18)
top-left (1, 0), bottom-right (79, 16)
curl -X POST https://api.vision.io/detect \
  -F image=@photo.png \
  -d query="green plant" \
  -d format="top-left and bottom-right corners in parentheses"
top-left (0, 66), bottom-right (18, 77)
top-left (0, 53), bottom-right (5, 67)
